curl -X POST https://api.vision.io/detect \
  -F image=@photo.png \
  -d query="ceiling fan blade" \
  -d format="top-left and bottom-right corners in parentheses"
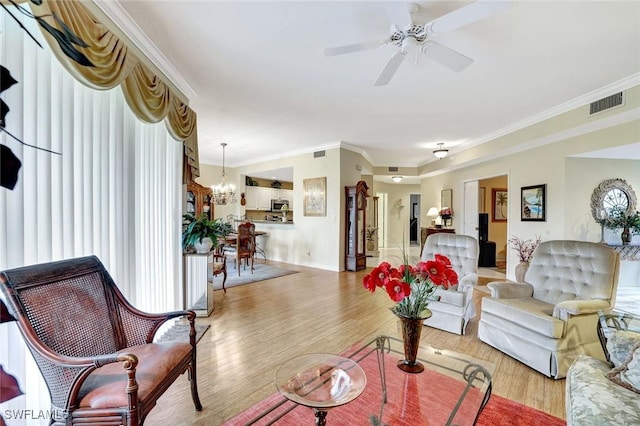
top-left (422, 41), bottom-right (473, 72)
top-left (382, 2), bottom-right (413, 29)
top-left (428, 0), bottom-right (512, 35)
top-left (374, 50), bottom-right (407, 86)
top-left (323, 39), bottom-right (387, 56)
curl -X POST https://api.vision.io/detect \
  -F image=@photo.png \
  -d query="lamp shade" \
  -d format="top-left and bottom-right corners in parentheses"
top-left (426, 207), bottom-right (440, 217)
top-left (391, 176), bottom-right (403, 183)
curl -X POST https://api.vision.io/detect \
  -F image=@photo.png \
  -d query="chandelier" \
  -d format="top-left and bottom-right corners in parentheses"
top-left (433, 143), bottom-right (449, 159)
top-left (212, 143), bottom-right (237, 205)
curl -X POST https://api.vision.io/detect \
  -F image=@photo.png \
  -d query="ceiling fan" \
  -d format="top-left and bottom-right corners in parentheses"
top-left (323, 1), bottom-right (511, 86)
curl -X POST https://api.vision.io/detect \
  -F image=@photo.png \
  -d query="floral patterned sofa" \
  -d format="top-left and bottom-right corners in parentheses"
top-left (565, 312), bottom-right (640, 425)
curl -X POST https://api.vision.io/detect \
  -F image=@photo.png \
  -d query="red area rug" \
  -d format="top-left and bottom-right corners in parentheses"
top-left (223, 346), bottom-right (564, 426)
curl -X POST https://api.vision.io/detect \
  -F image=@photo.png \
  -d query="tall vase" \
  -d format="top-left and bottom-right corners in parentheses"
top-left (515, 261), bottom-right (529, 282)
top-left (396, 311), bottom-right (431, 374)
top-left (621, 227), bottom-right (631, 245)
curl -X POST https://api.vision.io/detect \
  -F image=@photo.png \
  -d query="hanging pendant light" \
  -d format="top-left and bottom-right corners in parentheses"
top-left (212, 143), bottom-right (237, 205)
top-left (433, 143), bottom-right (449, 159)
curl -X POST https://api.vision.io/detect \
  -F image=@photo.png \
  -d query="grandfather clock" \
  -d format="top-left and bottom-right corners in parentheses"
top-left (345, 181), bottom-right (369, 271)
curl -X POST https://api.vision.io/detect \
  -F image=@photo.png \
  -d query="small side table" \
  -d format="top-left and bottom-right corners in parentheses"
top-left (183, 252), bottom-right (214, 317)
top-left (275, 353), bottom-right (367, 425)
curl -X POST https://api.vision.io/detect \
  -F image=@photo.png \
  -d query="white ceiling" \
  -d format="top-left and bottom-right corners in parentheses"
top-left (109, 1), bottom-right (640, 172)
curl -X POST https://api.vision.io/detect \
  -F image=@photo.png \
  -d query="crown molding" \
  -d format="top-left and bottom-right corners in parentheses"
top-left (460, 74), bottom-right (640, 153)
top-left (90, 0), bottom-right (197, 102)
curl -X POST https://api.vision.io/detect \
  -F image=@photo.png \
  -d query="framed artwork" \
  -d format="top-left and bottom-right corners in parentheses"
top-left (521, 184), bottom-right (546, 221)
top-left (303, 177), bottom-right (327, 216)
top-left (492, 188), bottom-right (508, 222)
top-left (479, 187), bottom-right (486, 213)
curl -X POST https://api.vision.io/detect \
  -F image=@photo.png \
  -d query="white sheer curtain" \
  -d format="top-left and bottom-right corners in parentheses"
top-left (0, 11), bottom-right (183, 424)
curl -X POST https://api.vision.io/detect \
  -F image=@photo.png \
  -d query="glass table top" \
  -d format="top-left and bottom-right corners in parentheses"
top-left (275, 353), bottom-right (367, 409)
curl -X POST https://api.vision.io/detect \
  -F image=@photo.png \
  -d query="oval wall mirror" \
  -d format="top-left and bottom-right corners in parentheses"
top-left (590, 178), bottom-right (637, 222)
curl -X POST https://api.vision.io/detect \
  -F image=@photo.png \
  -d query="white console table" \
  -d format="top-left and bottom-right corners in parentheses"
top-left (183, 252), bottom-right (214, 317)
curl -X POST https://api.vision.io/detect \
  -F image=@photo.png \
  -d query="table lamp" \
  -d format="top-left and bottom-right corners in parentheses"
top-left (426, 207), bottom-right (440, 226)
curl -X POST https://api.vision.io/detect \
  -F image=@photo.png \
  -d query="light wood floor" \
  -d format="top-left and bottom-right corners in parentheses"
top-left (144, 261), bottom-right (566, 425)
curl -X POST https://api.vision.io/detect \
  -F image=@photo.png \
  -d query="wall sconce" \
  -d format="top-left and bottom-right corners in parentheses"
top-left (391, 176), bottom-right (403, 183)
top-left (433, 143), bottom-right (449, 159)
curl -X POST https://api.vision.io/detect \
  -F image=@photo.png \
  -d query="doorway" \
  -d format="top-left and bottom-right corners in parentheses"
top-left (410, 194), bottom-right (420, 245)
top-left (474, 174), bottom-right (509, 271)
top-left (377, 192), bottom-right (387, 248)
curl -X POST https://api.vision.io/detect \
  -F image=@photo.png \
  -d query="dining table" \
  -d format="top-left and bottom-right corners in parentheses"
top-left (220, 230), bottom-right (268, 260)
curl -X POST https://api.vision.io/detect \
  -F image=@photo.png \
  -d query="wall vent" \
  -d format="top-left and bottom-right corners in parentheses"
top-left (590, 92), bottom-right (624, 115)
top-left (313, 150), bottom-right (326, 158)
top-left (388, 166), bottom-right (399, 172)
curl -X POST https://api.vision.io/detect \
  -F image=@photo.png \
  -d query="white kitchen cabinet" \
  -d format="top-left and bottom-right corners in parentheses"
top-left (256, 188), bottom-right (272, 210)
top-left (245, 187), bottom-right (293, 211)
top-left (245, 186), bottom-right (272, 210)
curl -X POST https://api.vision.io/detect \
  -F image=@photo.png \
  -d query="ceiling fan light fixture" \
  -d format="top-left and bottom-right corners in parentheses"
top-left (433, 143), bottom-right (449, 159)
top-left (391, 176), bottom-right (403, 183)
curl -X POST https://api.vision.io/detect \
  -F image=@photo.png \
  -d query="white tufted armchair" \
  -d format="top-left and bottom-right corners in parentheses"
top-left (478, 240), bottom-right (620, 379)
top-left (421, 233), bottom-right (479, 335)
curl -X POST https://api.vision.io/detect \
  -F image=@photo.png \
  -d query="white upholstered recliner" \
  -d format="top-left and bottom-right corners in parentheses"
top-left (478, 240), bottom-right (620, 379)
top-left (421, 233), bottom-right (479, 335)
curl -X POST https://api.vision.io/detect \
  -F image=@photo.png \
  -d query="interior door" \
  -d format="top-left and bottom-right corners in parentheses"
top-left (463, 181), bottom-right (479, 237)
top-left (410, 202), bottom-right (418, 243)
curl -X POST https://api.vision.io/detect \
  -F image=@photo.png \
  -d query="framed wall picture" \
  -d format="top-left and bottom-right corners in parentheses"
top-left (492, 188), bottom-right (508, 222)
top-left (521, 184), bottom-right (546, 221)
top-left (303, 177), bottom-right (327, 216)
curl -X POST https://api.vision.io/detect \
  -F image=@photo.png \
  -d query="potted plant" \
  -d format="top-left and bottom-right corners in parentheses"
top-left (182, 213), bottom-right (219, 253)
top-left (212, 220), bottom-right (234, 238)
top-left (603, 207), bottom-right (640, 245)
top-left (508, 235), bottom-right (541, 282)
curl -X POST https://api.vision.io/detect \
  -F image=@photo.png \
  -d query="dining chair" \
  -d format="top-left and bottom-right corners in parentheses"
top-left (211, 251), bottom-right (228, 292)
top-left (235, 221), bottom-right (255, 276)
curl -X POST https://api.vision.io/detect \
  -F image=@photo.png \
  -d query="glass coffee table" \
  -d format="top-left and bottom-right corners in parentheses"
top-left (275, 354), bottom-right (367, 425)
top-left (242, 334), bottom-right (495, 425)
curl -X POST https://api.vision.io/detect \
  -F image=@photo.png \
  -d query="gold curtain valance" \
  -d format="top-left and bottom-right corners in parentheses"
top-left (21, 0), bottom-right (199, 179)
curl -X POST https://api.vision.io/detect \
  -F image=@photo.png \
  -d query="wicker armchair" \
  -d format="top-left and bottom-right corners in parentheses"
top-left (0, 255), bottom-right (202, 425)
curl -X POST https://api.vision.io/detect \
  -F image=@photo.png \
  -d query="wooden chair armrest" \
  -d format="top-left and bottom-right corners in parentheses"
top-left (112, 286), bottom-right (197, 344)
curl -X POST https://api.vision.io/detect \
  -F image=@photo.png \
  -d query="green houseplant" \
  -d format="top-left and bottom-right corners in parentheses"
top-left (603, 207), bottom-right (640, 245)
top-left (182, 213), bottom-right (220, 253)
top-left (212, 220), bottom-right (234, 238)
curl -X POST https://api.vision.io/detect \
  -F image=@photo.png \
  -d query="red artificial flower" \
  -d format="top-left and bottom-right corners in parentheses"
top-left (435, 254), bottom-right (452, 268)
top-left (362, 273), bottom-right (376, 292)
top-left (423, 259), bottom-right (447, 284)
top-left (444, 268), bottom-right (459, 288)
top-left (383, 279), bottom-right (411, 302)
top-left (363, 262), bottom-right (402, 292)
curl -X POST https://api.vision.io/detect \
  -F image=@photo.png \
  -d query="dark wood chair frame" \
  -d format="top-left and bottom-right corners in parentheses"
top-left (0, 256), bottom-right (202, 426)
top-left (212, 250), bottom-right (228, 292)
top-left (234, 222), bottom-right (255, 276)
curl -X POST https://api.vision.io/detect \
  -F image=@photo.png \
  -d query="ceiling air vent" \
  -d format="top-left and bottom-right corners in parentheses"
top-left (590, 92), bottom-right (624, 115)
top-left (388, 167), bottom-right (399, 172)
top-left (313, 150), bottom-right (326, 158)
